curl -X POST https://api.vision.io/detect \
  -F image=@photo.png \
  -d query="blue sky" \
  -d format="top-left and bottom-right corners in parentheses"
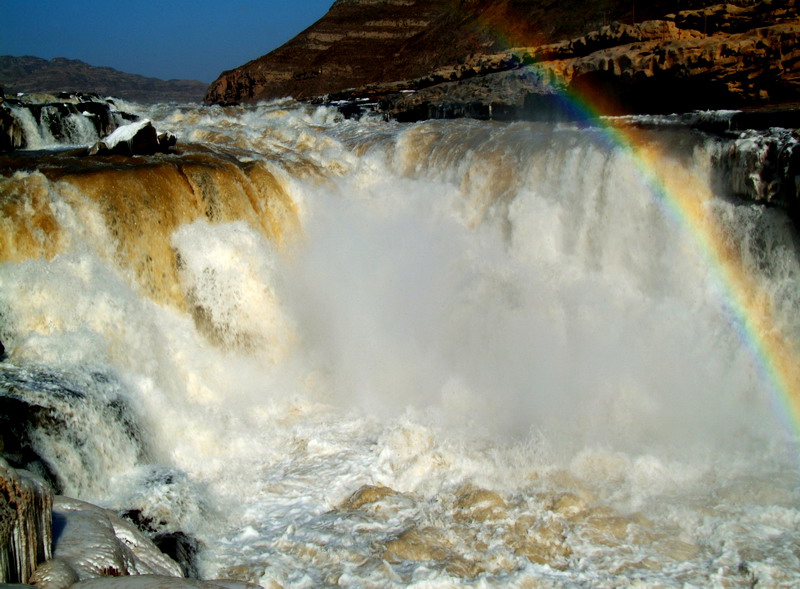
top-left (0, 0), bottom-right (334, 83)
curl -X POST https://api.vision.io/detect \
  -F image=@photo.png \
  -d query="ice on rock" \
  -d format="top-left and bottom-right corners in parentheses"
top-left (26, 496), bottom-right (257, 588)
top-left (0, 458), bottom-right (53, 584)
top-left (44, 496), bottom-right (183, 581)
top-left (103, 119), bottom-right (153, 148)
top-left (28, 557), bottom-right (80, 589)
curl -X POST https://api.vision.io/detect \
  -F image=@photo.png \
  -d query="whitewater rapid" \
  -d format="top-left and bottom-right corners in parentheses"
top-left (1, 100), bottom-right (800, 587)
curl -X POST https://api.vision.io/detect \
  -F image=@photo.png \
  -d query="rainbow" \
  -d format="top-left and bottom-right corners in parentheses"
top-left (616, 120), bottom-right (800, 442)
top-left (464, 8), bottom-right (800, 443)
top-left (560, 83), bottom-right (800, 443)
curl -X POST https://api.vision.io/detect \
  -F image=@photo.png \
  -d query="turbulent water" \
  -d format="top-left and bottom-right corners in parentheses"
top-left (2, 100), bottom-right (800, 587)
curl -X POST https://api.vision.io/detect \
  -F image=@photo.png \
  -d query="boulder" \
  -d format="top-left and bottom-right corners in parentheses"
top-left (88, 120), bottom-right (177, 156)
top-left (0, 458), bottom-right (53, 584)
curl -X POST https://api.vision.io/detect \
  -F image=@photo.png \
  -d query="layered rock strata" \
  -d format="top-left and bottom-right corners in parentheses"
top-left (207, 0), bottom-right (799, 118)
top-left (349, 1), bottom-right (800, 119)
top-left (206, 0), bottom-right (742, 105)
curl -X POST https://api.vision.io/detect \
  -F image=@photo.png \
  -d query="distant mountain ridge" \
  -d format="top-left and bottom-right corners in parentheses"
top-left (0, 56), bottom-right (207, 103)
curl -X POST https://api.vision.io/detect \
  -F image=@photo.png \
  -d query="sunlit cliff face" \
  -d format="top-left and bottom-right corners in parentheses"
top-left (2, 101), bottom-right (800, 587)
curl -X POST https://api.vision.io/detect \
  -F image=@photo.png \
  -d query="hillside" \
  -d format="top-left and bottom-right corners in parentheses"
top-left (204, 0), bottom-right (786, 106)
top-left (0, 56), bottom-right (207, 103)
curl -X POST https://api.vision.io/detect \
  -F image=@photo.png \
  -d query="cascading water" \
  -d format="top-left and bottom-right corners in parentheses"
top-left (2, 96), bottom-right (131, 150)
top-left (1, 100), bottom-right (800, 587)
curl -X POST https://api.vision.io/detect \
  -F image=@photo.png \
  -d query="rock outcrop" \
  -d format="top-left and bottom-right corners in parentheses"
top-left (1, 56), bottom-right (207, 104)
top-left (206, 0), bottom-right (799, 118)
top-left (0, 376), bottom-right (256, 588)
top-left (0, 364), bottom-right (146, 497)
top-left (0, 92), bottom-right (175, 155)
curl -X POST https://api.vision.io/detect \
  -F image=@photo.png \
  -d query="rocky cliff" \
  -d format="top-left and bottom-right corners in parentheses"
top-left (204, 0), bottom-right (728, 104)
top-left (205, 0), bottom-right (799, 117)
top-left (1, 56), bottom-right (207, 104)
top-left (375, 2), bottom-right (800, 120)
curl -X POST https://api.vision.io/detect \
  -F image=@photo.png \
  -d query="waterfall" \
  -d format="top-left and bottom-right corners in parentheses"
top-left (1, 95), bottom-right (132, 151)
top-left (1, 100), bottom-right (799, 586)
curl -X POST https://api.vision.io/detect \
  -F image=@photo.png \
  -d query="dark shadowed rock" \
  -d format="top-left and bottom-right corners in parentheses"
top-left (152, 532), bottom-right (202, 579)
top-left (0, 104), bottom-right (25, 151)
top-left (120, 506), bottom-right (203, 577)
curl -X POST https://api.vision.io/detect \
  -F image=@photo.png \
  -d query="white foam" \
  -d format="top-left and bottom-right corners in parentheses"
top-left (2, 104), bottom-right (799, 586)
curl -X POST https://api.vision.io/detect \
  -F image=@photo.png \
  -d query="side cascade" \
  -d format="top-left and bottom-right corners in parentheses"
top-left (0, 91), bottom-right (136, 151)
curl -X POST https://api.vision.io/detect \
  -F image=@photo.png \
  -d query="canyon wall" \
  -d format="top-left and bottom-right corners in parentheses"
top-left (205, 0), bottom-right (799, 116)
